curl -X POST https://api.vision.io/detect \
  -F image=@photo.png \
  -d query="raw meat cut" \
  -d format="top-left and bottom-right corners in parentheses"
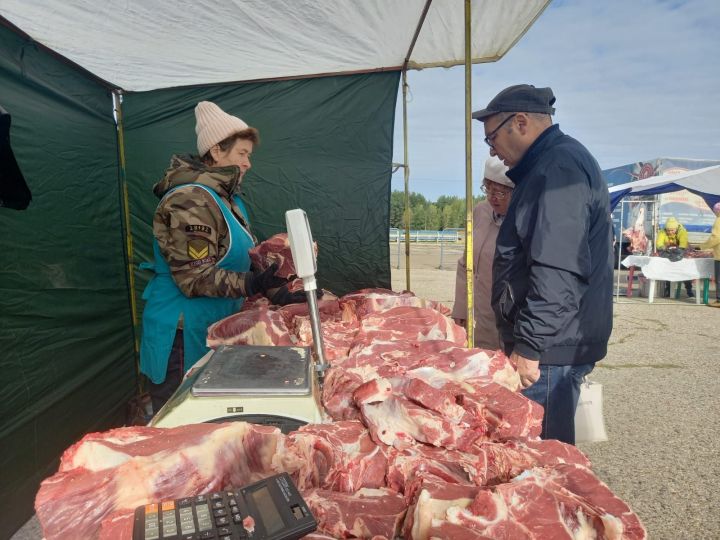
top-left (248, 232), bottom-right (316, 278)
top-left (322, 342), bottom-right (519, 422)
top-left (36, 423), bottom-right (284, 540)
top-left (386, 445), bottom-right (485, 499)
top-left (302, 487), bottom-right (408, 539)
top-left (206, 306), bottom-right (294, 348)
top-left (37, 419), bottom-right (643, 540)
top-left (281, 421), bottom-right (388, 493)
top-left (352, 306), bottom-right (466, 347)
top-left (414, 464), bottom-right (647, 540)
top-left (360, 393), bottom-right (477, 450)
top-left (359, 378), bottom-right (543, 449)
top-left (684, 248), bottom-right (712, 258)
top-left (387, 438), bottom-right (591, 503)
top-left (455, 383), bottom-right (543, 440)
top-left (340, 288), bottom-right (451, 317)
top-left (280, 299), bottom-right (359, 362)
top-left (403, 476), bottom-right (481, 540)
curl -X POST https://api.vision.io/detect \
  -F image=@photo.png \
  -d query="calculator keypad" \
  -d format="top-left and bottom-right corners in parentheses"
top-left (138, 490), bottom-right (249, 539)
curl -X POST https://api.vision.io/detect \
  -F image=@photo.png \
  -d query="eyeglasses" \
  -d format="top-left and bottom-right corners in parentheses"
top-left (484, 113), bottom-right (516, 148)
top-left (482, 182), bottom-right (512, 200)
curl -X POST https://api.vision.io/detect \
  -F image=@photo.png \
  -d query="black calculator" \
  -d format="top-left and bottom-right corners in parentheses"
top-left (132, 473), bottom-right (317, 540)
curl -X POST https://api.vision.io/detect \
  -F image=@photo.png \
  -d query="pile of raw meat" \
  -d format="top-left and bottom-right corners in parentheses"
top-left (35, 234), bottom-right (647, 539)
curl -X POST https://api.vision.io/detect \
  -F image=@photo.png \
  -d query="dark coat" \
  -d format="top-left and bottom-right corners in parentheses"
top-left (492, 124), bottom-right (613, 365)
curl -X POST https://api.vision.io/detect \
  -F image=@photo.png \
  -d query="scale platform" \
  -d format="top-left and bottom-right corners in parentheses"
top-left (151, 345), bottom-right (325, 432)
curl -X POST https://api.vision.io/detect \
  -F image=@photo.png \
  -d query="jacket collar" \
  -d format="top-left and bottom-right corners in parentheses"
top-left (506, 124), bottom-right (562, 185)
top-left (152, 154), bottom-right (242, 199)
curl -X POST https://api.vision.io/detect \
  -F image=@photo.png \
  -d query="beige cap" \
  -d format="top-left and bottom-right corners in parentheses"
top-left (484, 156), bottom-right (513, 188)
top-left (194, 101), bottom-right (249, 156)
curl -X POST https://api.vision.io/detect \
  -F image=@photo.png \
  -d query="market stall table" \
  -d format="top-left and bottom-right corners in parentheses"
top-left (621, 255), bottom-right (713, 304)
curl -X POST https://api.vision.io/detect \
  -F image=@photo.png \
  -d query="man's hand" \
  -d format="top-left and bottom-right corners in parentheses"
top-left (511, 351), bottom-right (541, 389)
top-left (453, 318), bottom-right (466, 328)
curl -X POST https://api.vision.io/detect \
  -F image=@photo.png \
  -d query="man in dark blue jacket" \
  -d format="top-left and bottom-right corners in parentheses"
top-left (472, 85), bottom-right (613, 445)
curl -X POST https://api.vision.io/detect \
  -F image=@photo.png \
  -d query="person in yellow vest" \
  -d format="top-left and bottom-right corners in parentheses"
top-left (656, 217), bottom-right (693, 297)
top-left (699, 202), bottom-right (720, 306)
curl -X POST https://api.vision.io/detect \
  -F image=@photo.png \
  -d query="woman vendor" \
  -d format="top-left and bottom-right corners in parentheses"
top-left (140, 101), bottom-right (304, 413)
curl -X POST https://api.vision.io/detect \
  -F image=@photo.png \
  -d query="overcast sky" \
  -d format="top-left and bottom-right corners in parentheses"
top-left (392, 0), bottom-right (720, 200)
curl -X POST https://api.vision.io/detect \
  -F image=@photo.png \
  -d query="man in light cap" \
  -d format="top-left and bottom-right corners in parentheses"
top-left (453, 156), bottom-right (513, 349)
top-left (473, 84), bottom-right (614, 445)
top-left (140, 101), bottom-right (305, 414)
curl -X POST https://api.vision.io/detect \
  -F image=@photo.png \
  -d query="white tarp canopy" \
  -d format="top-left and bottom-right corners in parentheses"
top-left (609, 165), bottom-right (720, 210)
top-left (0, 0), bottom-right (550, 91)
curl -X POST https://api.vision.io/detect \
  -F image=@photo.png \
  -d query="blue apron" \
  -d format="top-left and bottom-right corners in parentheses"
top-left (139, 184), bottom-right (255, 383)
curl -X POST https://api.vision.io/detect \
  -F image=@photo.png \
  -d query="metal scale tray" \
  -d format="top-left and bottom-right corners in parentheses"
top-left (191, 344), bottom-right (312, 397)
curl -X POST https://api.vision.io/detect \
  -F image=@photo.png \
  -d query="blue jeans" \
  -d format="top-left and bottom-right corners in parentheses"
top-left (521, 362), bottom-right (595, 445)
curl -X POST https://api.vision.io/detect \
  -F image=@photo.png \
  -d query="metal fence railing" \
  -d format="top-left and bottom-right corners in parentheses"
top-left (389, 230), bottom-right (465, 270)
top-left (389, 228), bottom-right (461, 243)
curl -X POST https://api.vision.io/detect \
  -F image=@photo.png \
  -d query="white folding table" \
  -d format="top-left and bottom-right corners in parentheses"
top-left (621, 255), bottom-right (714, 304)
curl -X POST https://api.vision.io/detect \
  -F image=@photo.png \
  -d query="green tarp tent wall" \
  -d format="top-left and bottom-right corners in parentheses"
top-left (123, 76), bottom-right (399, 300)
top-left (0, 24), bottom-right (137, 538)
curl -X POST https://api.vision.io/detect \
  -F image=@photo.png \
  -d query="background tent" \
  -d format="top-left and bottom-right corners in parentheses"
top-left (0, 2), bottom-right (549, 536)
top-left (605, 158), bottom-right (720, 254)
top-left (609, 165), bottom-right (720, 211)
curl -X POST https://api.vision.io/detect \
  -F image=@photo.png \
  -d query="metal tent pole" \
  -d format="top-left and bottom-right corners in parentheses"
top-left (464, 0), bottom-right (475, 348)
top-left (113, 91), bottom-right (141, 378)
top-left (402, 70), bottom-right (412, 291)
top-left (399, 0), bottom-right (433, 292)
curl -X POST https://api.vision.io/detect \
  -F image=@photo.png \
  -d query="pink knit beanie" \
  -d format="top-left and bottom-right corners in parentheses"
top-left (194, 101), bottom-right (249, 156)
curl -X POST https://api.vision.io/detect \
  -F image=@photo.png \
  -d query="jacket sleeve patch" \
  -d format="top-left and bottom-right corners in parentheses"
top-left (189, 256), bottom-right (217, 268)
top-left (187, 238), bottom-right (210, 260)
top-left (185, 224), bottom-right (212, 235)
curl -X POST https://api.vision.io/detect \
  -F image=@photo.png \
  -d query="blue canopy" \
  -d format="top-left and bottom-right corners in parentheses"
top-left (609, 165), bottom-right (720, 211)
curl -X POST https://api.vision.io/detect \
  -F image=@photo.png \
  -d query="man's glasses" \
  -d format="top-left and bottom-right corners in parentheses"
top-left (484, 113), bottom-right (516, 148)
top-left (482, 182), bottom-right (512, 200)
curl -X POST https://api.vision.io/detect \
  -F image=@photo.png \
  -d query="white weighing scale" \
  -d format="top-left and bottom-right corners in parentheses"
top-left (152, 209), bottom-right (330, 432)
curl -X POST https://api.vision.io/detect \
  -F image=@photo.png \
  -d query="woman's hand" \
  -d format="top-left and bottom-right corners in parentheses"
top-left (268, 286), bottom-right (307, 306)
top-left (244, 263), bottom-right (287, 296)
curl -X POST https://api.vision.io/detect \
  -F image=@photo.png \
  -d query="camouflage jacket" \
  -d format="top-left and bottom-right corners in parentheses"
top-left (152, 154), bottom-right (256, 298)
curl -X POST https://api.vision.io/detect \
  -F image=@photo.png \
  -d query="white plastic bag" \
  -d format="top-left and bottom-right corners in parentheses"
top-left (574, 377), bottom-right (608, 443)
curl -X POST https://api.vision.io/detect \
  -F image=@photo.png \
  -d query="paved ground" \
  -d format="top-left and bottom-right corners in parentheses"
top-left (14, 243), bottom-right (719, 539)
top-left (391, 243), bottom-right (720, 540)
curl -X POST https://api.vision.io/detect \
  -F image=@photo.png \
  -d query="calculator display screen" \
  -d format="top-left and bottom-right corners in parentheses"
top-left (251, 486), bottom-right (283, 534)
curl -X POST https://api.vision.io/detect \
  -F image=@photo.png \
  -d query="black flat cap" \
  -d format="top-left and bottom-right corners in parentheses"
top-left (472, 84), bottom-right (556, 120)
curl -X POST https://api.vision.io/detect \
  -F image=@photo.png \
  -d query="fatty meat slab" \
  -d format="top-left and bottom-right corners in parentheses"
top-left (35, 422), bottom-right (285, 540)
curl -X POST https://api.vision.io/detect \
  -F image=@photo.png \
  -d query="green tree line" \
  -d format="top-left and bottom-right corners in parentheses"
top-left (389, 190), bottom-right (485, 230)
